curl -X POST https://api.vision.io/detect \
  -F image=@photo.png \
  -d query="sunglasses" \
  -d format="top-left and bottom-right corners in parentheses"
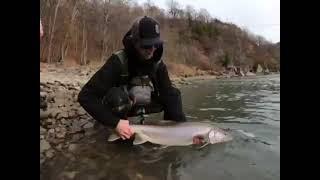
top-left (140, 43), bottom-right (161, 50)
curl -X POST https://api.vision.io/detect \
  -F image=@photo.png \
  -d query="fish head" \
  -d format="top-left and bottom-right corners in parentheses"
top-left (208, 128), bottom-right (233, 144)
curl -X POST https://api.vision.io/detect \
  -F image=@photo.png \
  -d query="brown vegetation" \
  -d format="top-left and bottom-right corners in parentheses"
top-left (40, 0), bottom-right (280, 75)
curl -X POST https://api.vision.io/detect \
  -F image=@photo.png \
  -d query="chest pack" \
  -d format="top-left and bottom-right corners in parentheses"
top-left (114, 50), bottom-right (161, 105)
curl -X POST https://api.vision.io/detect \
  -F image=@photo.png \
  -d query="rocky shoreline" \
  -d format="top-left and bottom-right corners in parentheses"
top-left (40, 64), bottom-right (277, 166)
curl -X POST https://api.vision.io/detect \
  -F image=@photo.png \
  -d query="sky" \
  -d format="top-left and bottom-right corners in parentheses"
top-left (135, 0), bottom-right (280, 43)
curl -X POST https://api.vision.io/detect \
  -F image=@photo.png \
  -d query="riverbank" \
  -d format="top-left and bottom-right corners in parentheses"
top-left (40, 63), bottom-right (278, 166)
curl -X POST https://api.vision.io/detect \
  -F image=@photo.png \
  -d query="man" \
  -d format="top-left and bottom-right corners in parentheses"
top-left (78, 16), bottom-right (203, 144)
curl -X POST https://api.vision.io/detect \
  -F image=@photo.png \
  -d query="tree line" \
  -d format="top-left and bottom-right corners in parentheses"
top-left (40, 0), bottom-right (280, 73)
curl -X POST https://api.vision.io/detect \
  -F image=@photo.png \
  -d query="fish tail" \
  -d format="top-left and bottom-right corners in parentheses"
top-left (107, 132), bottom-right (121, 142)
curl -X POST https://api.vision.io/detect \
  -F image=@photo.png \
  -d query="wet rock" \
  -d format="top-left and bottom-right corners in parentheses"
top-left (40, 140), bottom-right (51, 152)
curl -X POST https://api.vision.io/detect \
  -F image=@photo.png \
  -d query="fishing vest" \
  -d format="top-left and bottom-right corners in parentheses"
top-left (113, 50), bottom-right (161, 106)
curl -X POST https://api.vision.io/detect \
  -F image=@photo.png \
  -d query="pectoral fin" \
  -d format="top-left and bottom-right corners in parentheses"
top-left (133, 133), bottom-right (147, 145)
top-left (197, 142), bottom-right (209, 149)
top-left (107, 133), bottom-right (121, 142)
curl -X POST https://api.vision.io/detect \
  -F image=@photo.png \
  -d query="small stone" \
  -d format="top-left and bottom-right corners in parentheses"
top-left (56, 111), bottom-right (68, 120)
top-left (40, 110), bottom-right (50, 120)
top-left (56, 131), bottom-right (66, 139)
top-left (68, 110), bottom-right (77, 118)
top-left (48, 128), bottom-right (55, 134)
top-left (78, 118), bottom-right (88, 127)
top-left (77, 108), bottom-right (87, 116)
top-left (58, 104), bottom-right (66, 108)
top-left (71, 134), bottom-right (84, 142)
top-left (136, 173), bottom-right (143, 180)
top-left (45, 149), bottom-right (55, 159)
top-left (40, 91), bottom-right (47, 98)
top-left (47, 95), bottom-right (55, 103)
top-left (68, 144), bottom-right (78, 152)
top-left (63, 171), bottom-right (77, 179)
top-left (55, 144), bottom-right (63, 150)
top-left (83, 122), bottom-right (94, 129)
top-left (70, 125), bottom-right (82, 134)
top-left (46, 125), bottom-right (56, 129)
top-left (55, 127), bottom-right (61, 132)
top-left (49, 109), bottom-right (60, 118)
top-left (40, 135), bottom-right (45, 140)
top-left (48, 137), bottom-right (63, 145)
top-left (40, 158), bottom-right (45, 165)
top-left (45, 118), bottom-right (53, 125)
top-left (40, 140), bottom-right (51, 152)
top-left (61, 119), bottom-right (72, 126)
top-left (84, 129), bottom-right (96, 136)
top-left (60, 118), bottom-right (67, 124)
top-left (40, 126), bottom-right (47, 135)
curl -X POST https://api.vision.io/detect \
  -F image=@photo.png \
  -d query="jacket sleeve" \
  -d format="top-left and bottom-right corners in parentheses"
top-left (78, 54), bottom-right (122, 128)
top-left (156, 61), bottom-right (187, 122)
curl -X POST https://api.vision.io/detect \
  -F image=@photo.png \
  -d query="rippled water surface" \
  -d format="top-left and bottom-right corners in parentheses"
top-left (41, 74), bottom-right (280, 180)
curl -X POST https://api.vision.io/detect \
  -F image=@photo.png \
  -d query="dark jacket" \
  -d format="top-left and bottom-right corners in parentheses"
top-left (78, 29), bottom-right (186, 128)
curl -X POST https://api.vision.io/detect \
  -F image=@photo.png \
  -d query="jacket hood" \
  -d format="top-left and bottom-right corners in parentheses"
top-left (122, 28), bottom-right (163, 76)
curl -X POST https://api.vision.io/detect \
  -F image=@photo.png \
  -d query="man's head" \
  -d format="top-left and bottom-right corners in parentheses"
top-left (130, 16), bottom-right (163, 60)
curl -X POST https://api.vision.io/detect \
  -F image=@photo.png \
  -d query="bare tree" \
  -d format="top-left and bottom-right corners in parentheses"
top-left (100, 0), bottom-right (111, 61)
top-left (197, 8), bottom-right (212, 23)
top-left (166, 0), bottom-right (181, 18)
top-left (47, 0), bottom-right (62, 63)
top-left (60, 0), bottom-right (79, 63)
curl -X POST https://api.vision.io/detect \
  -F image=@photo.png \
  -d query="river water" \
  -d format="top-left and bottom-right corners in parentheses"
top-left (41, 74), bottom-right (280, 180)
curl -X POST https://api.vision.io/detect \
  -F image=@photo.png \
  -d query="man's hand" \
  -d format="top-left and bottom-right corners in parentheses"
top-left (115, 119), bottom-right (134, 140)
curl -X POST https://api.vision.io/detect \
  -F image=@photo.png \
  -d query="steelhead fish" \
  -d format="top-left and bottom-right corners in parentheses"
top-left (108, 121), bottom-right (232, 147)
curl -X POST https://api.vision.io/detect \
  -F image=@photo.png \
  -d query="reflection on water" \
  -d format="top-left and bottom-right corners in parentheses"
top-left (41, 74), bottom-right (280, 180)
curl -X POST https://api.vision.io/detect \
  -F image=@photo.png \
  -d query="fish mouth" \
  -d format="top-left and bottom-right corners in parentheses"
top-left (208, 129), bottom-right (233, 144)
